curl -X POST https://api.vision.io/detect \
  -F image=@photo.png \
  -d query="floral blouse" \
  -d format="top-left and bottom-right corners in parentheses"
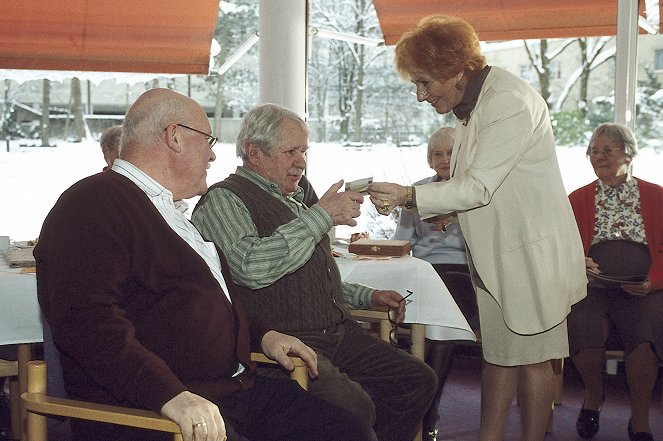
top-left (592, 177), bottom-right (647, 245)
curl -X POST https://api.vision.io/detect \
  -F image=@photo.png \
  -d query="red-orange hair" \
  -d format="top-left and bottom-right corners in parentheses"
top-left (395, 15), bottom-right (486, 81)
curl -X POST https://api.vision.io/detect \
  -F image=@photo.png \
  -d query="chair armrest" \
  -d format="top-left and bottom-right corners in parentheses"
top-left (250, 352), bottom-right (308, 390)
top-left (22, 391), bottom-right (182, 433)
top-left (22, 360), bottom-right (182, 441)
top-left (349, 309), bottom-right (391, 343)
top-left (21, 354), bottom-right (308, 441)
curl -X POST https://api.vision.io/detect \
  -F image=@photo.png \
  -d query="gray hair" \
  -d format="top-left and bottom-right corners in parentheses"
top-left (586, 122), bottom-right (638, 159)
top-left (121, 89), bottom-right (191, 150)
top-left (100, 125), bottom-right (122, 154)
top-left (236, 103), bottom-right (308, 159)
top-left (427, 127), bottom-right (455, 167)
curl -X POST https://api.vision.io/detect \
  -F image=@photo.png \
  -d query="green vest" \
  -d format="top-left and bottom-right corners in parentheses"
top-left (211, 174), bottom-right (347, 333)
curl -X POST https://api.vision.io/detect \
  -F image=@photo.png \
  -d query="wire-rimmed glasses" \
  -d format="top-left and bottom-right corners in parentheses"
top-left (388, 290), bottom-right (414, 348)
top-left (588, 147), bottom-right (621, 158)
top-left (176, 123), bottom-right (218, 148)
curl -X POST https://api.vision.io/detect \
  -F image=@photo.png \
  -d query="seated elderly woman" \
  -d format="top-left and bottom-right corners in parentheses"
top-left (568, 123), bottom-right (663, 441)
top-left (392, 127), bottom-right (477, 441)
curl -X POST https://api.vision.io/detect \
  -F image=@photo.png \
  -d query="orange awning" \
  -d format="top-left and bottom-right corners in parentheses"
top-left (0, 0), bottom-right (220, 74)
top-left (372, 0), bottom-right (658, 45)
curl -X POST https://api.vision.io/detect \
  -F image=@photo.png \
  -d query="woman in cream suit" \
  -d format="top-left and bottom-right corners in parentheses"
top-left (368, 16), bottom-right (586, 441)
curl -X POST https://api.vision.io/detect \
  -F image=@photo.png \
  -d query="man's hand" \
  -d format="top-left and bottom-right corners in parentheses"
top-left (367, 182), bottom-right (407, 216)
top-left (161, 391), bottom-right (226, 441)
top-left (261, 330), bottom-right (319, 379)
top-left (371, 290), bottom-right (407, 323)
top-left (317, 180), bottom-right (364, 227)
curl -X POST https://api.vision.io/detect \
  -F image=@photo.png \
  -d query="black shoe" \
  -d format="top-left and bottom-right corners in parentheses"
top-left (576, 405), bottom-right (600, 439)
top-left (628, 419), bottom-right (655, 441)
top-left (424, 428), bottom-right (438, 441)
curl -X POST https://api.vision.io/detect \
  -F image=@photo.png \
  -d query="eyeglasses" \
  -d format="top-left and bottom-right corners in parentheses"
top-left (388, 290), bottom-right (414, 348)
top-left (588, 147), bottom-right (621, 158)
top-left (176, 123), bottom-right (218, 148)
top-left (409, 80), bottom-right (434, 97)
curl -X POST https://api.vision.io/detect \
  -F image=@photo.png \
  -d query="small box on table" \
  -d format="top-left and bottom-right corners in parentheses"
top-left (348, 239), bottom-right (411, 257)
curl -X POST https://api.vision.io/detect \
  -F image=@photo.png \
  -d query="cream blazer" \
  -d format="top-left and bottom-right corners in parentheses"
top-left (416, 67), bottom-right (586, 335)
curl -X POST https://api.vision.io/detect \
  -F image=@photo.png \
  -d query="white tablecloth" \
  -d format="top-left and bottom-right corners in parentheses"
top-left (0, 250), bottom-right (475, 345)
top-left (0, 261), bottom-right (43, 346)
top-left (335, 250), bottom-right (476, 342)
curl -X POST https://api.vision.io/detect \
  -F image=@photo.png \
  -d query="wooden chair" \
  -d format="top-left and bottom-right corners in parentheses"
top-left (349, 309), bottom-right (426, 360)
top-left (0, 357), bottom-right (20, 440)
top-left (349, 309), bottom-right (425, 441)
top-left (21, 353), bottom-right (307, 441)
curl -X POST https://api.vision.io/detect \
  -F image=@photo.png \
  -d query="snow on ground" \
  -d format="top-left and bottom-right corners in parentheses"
top-left (1, 139), bottom-right (661, 241)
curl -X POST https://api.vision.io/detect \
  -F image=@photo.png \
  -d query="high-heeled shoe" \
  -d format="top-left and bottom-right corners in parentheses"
top-left (628, 419), bottom-right (655, 441)
top-left (576, 405), bottom-right (600, 439)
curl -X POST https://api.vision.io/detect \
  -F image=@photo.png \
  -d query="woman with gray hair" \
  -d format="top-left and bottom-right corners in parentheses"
top-left (568, 122), bottom-right (663, 441)
top-left (393, 126), bottom-right (477, 441)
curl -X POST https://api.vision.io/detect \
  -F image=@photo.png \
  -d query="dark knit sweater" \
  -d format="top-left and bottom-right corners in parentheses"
top-left (34, 170), bottom-right (266, 416)
top-left (212, 174), bottom-right (347, 332)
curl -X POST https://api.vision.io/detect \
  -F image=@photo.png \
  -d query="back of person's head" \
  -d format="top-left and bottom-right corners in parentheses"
top-left (586, 122), bottom-right (638, 160)
top-left (236, 103), bottom-right (308, 160)
top-left (99, 125), bottom-right (122, 168)
top-left (121, 88), bottom-right (191, 157)
top-left (427, 127), bottom-right (455, 167)
top-left (395, 15), bottom-right (486, 81)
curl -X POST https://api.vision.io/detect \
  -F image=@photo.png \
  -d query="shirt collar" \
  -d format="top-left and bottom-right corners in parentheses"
top-left (453, 65), bottom-right (491, 125)
top-left (111, 159), bottom-right (186, 212)
top-left (597, 175), bottom-right (635, 192)
top-left (236, 166), bottom-right (305, 203)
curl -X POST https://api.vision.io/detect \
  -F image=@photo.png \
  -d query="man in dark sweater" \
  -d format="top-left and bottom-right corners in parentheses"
top-left (34, 89), bottom-right (376, 441)
top-left (192, 103), bottom-right (437, 441)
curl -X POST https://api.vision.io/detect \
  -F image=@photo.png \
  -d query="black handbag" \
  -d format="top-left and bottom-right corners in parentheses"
top-left (587, 240), bottom-right (650, 288)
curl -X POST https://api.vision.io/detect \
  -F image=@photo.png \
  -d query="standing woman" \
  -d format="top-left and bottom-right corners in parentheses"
top-left (568, 123), bottom-right (662, 441)
top-left (368, 15), bottom-right (586, 441)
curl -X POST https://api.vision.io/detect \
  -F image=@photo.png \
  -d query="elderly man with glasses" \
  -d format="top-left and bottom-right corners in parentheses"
top-left (34, 89), bottom-right (377, 441)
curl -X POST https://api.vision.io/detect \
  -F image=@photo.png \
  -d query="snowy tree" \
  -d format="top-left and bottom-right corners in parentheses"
top-left (523, 38), bottom-right (576, 107)
top-left (196, 0), bottom-right (259, 135)
top-left (310, 0), bottom-right (386, 143)
top-left (553, 37), bottom-right (614, 114)
top-left (636, 66), bottom-right (663, 151)
top-left (40, 79), bottom-right (51, 147)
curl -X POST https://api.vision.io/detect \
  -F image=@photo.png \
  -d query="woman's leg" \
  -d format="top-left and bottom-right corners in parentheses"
top-left (423, 339), bottom-right (455, 437)
top-left (624, 342), bottom-right (658, 434)
top-left (517, 361), bottom-right (554, 441)
top-left (572, 347), bottom-right (606, 410)
top-left (479, 362), bottom-right (517, 441)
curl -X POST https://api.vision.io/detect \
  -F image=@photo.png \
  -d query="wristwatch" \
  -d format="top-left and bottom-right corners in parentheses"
top-left (404, 186), bottom-right (415, 209)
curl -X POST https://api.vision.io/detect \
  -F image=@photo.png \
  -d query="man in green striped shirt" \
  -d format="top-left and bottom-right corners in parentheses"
top-left (192, 103), bottom-right (436, 441)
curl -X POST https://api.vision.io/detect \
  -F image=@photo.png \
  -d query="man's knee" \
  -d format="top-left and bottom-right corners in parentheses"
top-left (309, 366), bottom-right (377, 425)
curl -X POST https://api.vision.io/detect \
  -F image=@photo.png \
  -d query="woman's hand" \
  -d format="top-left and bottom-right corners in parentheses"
top-left (584, 257), bottom-right (600, 283)
top-left (367, 182), bottom-right (407, 215)
top-left (425, 214), bottom-right (455, 232)
top-left (621, 279), bottom-right (653, 297)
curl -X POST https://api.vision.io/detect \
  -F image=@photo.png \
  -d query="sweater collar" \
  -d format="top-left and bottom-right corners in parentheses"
top-left (453, 65), bottom-right (491, 125)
